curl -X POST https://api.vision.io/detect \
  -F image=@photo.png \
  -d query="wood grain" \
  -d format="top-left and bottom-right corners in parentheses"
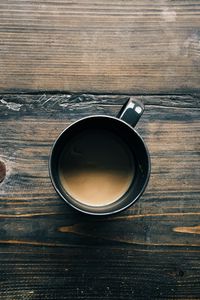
top-left (174, 225), bottom-right (200, 234)
top-left (0, 0), bottom-right (200, 93)
top-left (0, 93), bottom-right (200, 299)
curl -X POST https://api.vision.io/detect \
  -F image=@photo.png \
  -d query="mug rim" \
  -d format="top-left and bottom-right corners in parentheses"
top-left (49, 115), bottom-right (151, 216)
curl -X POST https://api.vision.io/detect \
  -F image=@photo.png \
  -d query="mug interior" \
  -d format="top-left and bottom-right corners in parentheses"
top-left (49, 116), bottom-right (150, 215)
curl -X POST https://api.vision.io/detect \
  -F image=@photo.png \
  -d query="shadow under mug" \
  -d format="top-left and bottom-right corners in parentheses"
top-left (49, 98), bottom-right (151, 215)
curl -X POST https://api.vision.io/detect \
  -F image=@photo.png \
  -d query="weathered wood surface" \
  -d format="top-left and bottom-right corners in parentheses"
top-left (0, 93), bottom-right (200, 299)
top-left (0, 0), bottom-right (200, 93)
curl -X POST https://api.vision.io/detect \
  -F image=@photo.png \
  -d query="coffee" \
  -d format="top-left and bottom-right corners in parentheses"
top-left (59, 129), bottom-right (135, 207)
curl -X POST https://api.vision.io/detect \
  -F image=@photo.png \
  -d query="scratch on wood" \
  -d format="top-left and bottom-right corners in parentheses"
top-left (110, 212), bottom-right (200, 221)
top-left (0, 212), bottom-right (63, 218)
top-left (0, 99), bottom-right (23, 111)
top-left (37, 94), bottom-right (46, 105)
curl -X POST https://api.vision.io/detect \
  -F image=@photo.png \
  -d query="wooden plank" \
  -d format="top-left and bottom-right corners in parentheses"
top-left (0, 247), bottom-right (199, 300)
top-left (0, 0), bottom-right (200, 93)
top-left (0, 93), bottom-right (200, 299)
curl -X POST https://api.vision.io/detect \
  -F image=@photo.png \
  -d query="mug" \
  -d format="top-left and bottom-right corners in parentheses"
top-left (49, 98), bottom-right (150, 215)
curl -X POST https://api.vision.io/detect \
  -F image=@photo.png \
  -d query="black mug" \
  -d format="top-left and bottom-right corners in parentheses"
top-left (49, 98), bottom-right (150, 215)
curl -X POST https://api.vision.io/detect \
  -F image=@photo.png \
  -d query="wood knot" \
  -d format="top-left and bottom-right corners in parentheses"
top-left (178, 269), bottom-right (184, 277)
top-left (0, 161), bottom-right (6, 183)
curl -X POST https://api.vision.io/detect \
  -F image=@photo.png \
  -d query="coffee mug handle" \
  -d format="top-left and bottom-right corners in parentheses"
top-left (117, 98), bottom-right (144, 127)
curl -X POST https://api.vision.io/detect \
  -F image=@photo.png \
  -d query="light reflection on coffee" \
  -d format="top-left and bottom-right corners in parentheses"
top-left (59, 129), bottom-right (135, 207)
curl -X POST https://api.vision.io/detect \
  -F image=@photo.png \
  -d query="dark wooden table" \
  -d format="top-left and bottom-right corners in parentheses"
top-left (0, 1), bottom-right (200, 299)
